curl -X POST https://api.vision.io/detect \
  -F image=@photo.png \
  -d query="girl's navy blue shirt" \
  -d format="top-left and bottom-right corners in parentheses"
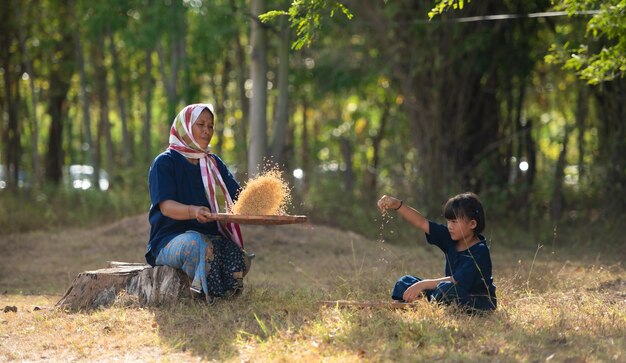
top-left (146, 150), bottom-right (240, 266)
top-left (426, 221), bottom-right (497, 298)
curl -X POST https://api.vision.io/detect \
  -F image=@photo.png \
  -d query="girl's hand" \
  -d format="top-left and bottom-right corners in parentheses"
top-left (377, 195), bottom-right (402, 212)
top-left (402, 282), bottom-right (425, 302)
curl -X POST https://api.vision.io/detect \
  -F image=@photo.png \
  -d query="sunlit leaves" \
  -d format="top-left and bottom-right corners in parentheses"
top-left (431, 0), bottom-right (625, 84)
top-left (260, 0), bottom-right (353, 50)
top-left (428, 0), bottom-right (471, 19)
top-left (549, 0), bottom-right (626, 84)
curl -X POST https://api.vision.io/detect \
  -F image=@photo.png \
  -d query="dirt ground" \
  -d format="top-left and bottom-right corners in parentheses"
top-left (1, 213), bottom-right (623, 299)
top-left (0, 213), bottom-right (403, 296)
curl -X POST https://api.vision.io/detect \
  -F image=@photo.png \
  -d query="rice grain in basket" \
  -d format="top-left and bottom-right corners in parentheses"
top-left (231, 169), bottom-right (291, 215)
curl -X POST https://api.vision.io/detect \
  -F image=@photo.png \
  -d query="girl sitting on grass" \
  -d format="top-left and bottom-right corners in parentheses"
top-left (377, 192), bottom-right (497, 312)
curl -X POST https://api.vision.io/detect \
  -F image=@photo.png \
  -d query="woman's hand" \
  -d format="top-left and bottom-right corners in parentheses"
top-left (190, 205), bottom-right (213, 223)
top-left (377, 195), bottom-right (402, 212)
top-left (402, 281), bottom-right (426, 302)
top-left (159, 200), bottom-right (216, 222)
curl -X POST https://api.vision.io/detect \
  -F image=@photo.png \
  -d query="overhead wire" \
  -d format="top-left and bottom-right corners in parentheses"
top-left (413, 10), bottom-right (601, 24)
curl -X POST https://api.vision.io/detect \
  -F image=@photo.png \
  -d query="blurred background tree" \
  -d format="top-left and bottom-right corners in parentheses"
top-left (0, 0), bottom-right (623, 239)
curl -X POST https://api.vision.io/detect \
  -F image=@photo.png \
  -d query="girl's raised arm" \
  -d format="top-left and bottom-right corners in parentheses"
top-left (377, 195), bottom-right (430, 234)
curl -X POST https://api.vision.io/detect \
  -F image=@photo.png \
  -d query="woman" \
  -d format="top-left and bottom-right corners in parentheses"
top-left (146, 103), bottom-right (249, 303)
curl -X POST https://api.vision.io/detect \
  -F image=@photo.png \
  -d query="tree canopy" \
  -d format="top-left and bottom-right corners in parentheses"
top-left (1, 0), bottom-right (624, 236)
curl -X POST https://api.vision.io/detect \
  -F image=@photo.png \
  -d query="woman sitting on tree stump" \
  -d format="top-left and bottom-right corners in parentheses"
top-left (146, 103), bottom-right (249, 304)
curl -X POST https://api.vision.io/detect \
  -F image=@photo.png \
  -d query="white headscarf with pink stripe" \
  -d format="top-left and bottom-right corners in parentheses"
top-left (168, 103), bottom-right (244, 248)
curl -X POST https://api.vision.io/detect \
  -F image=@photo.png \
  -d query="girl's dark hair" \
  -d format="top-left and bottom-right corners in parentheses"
top-left (443, 192), bottom-right (486, 235)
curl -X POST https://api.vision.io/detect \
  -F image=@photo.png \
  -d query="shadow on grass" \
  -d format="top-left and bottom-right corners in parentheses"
top-left (150, 285), bottom-right (323, 360)
top-left (150, 282), bottom-right (624, 362)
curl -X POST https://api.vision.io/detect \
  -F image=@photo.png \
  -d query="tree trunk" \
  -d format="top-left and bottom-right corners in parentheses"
top-left (219, 56), bottom-right (232, 154)
top-left (300, 97), bottom-right (310, 193)
top-left (550, 127), bottom-right (570, 222)
top-left (2, 70), bottom-right (20, 191)
top-left (16, 0), bottom-right (41, 189)
top-left (522, 119), bottom-right (536, 227)
top-left (523, 121), bottom-right (537, 190)
top-left (247, 0), bottom-right (268, 178)
top-left (270, 15), bottom-right (290, 169)
top-left (594, 79), bottom-right (626, 215)
top-left (56, 262), bottom-right (191, 311)
top-left (72, 0), bottom-right (96, 184)
top-left (143, 49), bottom-right (154, 165)
top-left (575, 82), bottom-right (589, 180)
top-left (92, 33), bottom-right (112, 186)
top-left (156, 43), bottom-right (174, 122)
top-left (364, 101), bottom-right (390, 199)
top-left (230, 0), bottom-right (249, 168)
top-left (1, 18), bottom-right (20, 190)
top-left (212, 58), bottom-right (229, 156)
top-left (109, 32), bottom-right (132, 168)
top-left (45, 25), bottom-right (74, 185)
top-left (156, 2), bottom-right (186, 121)
top-left (339, 137), bottom-right (355, 195)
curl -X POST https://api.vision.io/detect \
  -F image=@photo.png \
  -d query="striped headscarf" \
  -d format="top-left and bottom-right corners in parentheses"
top-left (168, 103), bottom-right (244, 248)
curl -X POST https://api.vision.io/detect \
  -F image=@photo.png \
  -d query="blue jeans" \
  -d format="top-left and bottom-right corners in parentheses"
top-left (156, 231), bottom-right (245, 298)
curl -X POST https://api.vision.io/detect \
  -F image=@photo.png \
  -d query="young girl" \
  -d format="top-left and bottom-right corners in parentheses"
top-left (377, 192), bottom-right (497, 311)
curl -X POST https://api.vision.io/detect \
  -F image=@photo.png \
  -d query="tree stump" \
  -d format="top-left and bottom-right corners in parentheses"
top-left (56, 262), bottom-right (191, 311)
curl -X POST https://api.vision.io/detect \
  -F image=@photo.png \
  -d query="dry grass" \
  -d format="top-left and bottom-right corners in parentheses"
top-left (231, 169), bottom-right (291, 215)
top-left (0, 214), bottom-right (624, 362)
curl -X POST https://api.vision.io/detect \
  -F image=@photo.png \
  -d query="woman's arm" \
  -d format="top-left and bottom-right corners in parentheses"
top-left (160, 200), bottom-right (214, 223)
top-left (377, 195), bottom-right (430, 234)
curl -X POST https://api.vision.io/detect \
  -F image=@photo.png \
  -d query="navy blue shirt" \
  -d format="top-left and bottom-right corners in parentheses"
top-left (146, 150), bottom-right (240, 266)
top-left (426, 221), bottom-right (496, 298)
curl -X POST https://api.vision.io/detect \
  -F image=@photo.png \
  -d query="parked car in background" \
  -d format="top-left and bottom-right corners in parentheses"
top-left (0, 165), bottom-right (30, 190)
top-left (1, 164), bottom-right (109, 191)
top-left (64, 165), bottom-right (110, 191)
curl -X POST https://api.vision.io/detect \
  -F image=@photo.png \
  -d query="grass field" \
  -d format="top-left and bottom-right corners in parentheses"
top-left (0, 214), bottom-right (624, 362)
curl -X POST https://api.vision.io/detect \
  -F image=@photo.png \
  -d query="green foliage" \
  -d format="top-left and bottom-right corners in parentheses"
top-left (0, 186), bottom-right (149, 235)
top-left (260, 0), bottom-right (353, 49)
top-left (2, 0), bottom-right (624, 237)
top-left (428, 0), bottom-right (471, 19)
top-left (430, 0), bottom-right (626, 84)
top-left (548, 0), bottom-right (626, 84)
top-left (302, 172), bottom-right (379, 237)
